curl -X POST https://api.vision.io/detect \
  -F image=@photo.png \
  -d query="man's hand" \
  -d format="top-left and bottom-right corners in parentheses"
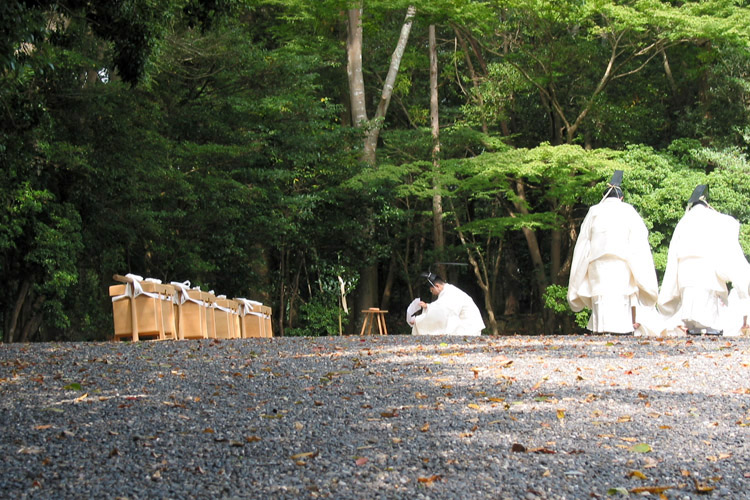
top-left (419, 301), bottom-right (427, 309)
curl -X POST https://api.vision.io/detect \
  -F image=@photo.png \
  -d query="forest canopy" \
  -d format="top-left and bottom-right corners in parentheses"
top-left (2, 0), bottom-right (749, 341)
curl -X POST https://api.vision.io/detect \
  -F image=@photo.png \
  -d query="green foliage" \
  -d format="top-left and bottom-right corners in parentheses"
top-left (543, 285), bottom-right (589, 329)
top-left (2, 0), bottom-right (749, 340)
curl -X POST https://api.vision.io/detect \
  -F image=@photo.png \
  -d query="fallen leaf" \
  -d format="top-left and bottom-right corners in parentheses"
top-left (557, 409), bottom-right (565, 420)
top-left (528, 447), bottom-right (556, 454)
top-left (420, 423), bottom-right (430, 432)
top-left (607, 487), bottom-right (629, 495)
top-left (355, 457), bottom-right (368, 466)
top-left (417, 475), bottom-right (442, 485)
top-left (630, 486), bottom-right (673, 494)
top-left (629, 443), bottom-right (652, 453)
top-left (628, 470), bottom-right (647, 480)
top-left (694, 479), bottom-right (714, 493)
top-left (290, 451), bottom-right (317, 460)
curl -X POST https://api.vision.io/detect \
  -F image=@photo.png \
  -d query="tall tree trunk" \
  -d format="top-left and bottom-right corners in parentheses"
top-left (5, 279), bottom-right (32, 343)
top-left (347, 5), bottom-right (417, 325)
top-left (381, 255), bottom-right (397, 310)
top-left (278, 247), bottom-right (287, 336)
top-left (362, 5), bottom-right (416, 164)
top-left (19, 296), bottom-right (45, 342)
top-left (452, 216), bottom-right (499, 335)
top-left (449, 199), bottom-right (499, 335)
top-left (346, 6), bottom-right (368, 129)
top-left (509, 180), bottom-right (554, 333)
top-left (429, 24), bottom-right (445, 279)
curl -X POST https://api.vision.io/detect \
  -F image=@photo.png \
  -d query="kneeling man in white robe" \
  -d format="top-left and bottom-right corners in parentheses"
top-left (409, 273), bottom-right (485, 336)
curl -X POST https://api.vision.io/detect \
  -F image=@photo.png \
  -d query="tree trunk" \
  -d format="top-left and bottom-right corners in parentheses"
top-left (278, 247), bottom-right (287, 336)
top-left (5, 279), bottom-right (32, 343)
top-left (381, 255), bottom-right (397, 311)
top-left (362, 5), bottom-right (416, 164)
top-left (450, 200), bottom-right (499, 335)
top-left (429, 25), bottom-right (445, 277)
top-left (346, 6), bottom-right (368, 129)
top-left (509, 180), bottom-right (554, 333)
top-left (19, 296), bottom-right (45, 342)
top-left (347, 5), bottom-right (417, 330)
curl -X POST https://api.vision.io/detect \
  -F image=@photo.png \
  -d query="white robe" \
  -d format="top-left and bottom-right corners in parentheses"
top-left (568, 197), bottom-right (658, 333)
top-left (410, 283), bottom-right (485, 336)
top-left (658, 204), bottom-right (750, 333)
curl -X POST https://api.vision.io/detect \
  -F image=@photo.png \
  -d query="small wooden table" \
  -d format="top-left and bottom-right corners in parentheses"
top-left (360, 308), bottom-right (388, 336)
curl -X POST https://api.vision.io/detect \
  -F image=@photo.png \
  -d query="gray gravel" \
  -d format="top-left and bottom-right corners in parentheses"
top-left (1, 334), bottom-right (749, 499)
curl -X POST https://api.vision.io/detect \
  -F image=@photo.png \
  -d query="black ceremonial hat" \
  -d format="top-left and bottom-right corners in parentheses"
top-left (609, 170), bottom-right (624, 187)
top-left (687, 184), bottom-right (708, 208)
top-left (602, 170), bottom-right (624, 199)
top-left (420, 272), bottom-right (440, 287)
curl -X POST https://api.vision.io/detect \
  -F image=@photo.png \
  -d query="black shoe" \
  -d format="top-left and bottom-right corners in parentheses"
top-left (687, 328), bottom-right (722, 336)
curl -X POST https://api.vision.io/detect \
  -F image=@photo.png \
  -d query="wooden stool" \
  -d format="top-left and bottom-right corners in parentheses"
top-left (360, 308), bottom-right (388, 336)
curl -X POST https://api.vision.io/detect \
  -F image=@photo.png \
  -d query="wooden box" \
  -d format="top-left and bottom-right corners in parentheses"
top-left (214, 298), bottom-right (240, 339)
top-left (203, 291), bottom-right (217, 339)
top-left (110, 282), bottom-right (176, 341)
top-left (171, 287), bottom-right (209, 340)
top-left (236, 299), bottom-right (264, 338)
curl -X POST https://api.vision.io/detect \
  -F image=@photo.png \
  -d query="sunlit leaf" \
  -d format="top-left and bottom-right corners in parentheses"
top-left (629, 443), bottom-right (652, 453)
top-left (630, 486), bottom-right (673, 494)
top-left (606, 486), bottom-right (629, 495)
top-left (417, 475), bottom-right (442, 485)
top-left (693, 479), bottom-right (714, 493)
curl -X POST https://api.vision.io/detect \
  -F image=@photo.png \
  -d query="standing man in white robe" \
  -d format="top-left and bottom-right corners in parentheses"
top-left (658, 185), bottom-right (750, 335)
top-left (568, 171), bottom-right (659, 334)
top-left (409, 273), bottom-right (485, 336)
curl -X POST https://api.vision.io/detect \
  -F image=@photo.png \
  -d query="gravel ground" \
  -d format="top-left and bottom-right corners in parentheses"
top-left (1, 334), bottom-right (749, 499)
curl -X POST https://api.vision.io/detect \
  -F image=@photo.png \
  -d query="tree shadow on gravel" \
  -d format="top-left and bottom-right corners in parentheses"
top-left (0, 335), bottom-right (748, 499)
